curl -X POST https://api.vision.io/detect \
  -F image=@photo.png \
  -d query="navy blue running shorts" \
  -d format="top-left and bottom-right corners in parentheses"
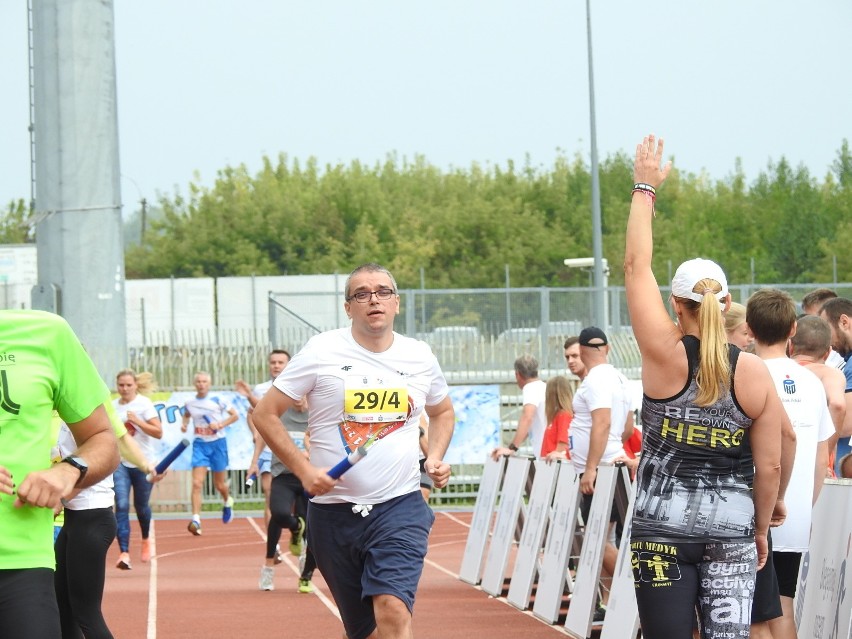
top-left (307, 491), bottom-right (435, 639)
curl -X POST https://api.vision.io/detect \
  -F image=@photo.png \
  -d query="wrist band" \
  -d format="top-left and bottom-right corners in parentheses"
top-left (508, 443), bottom-right (519, 452)
top-left (631, 186), bottom-right (657, 217)
top-left (632, 182), bottom-right (656, 194)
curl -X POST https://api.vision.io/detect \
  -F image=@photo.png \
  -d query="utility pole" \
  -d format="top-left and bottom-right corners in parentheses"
top-left (585, 0), bottom-right (606, 329)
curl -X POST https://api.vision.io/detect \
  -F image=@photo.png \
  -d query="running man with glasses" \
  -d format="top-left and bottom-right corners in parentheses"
top-left (253, 262), bottom-right (455, 639)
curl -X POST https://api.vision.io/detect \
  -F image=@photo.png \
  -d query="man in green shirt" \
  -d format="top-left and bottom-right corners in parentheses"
top-left (0, 310), bottom-right (120, 638)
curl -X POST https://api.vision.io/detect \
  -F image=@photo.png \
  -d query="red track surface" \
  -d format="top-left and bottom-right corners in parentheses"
top-left (103, 510), bottom-right (573, 638)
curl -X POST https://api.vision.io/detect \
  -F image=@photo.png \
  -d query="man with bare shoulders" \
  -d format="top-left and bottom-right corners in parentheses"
top-left (790, 315), bottom-right (847, 477)
top-left (818, 297), bottom-right (852, 476)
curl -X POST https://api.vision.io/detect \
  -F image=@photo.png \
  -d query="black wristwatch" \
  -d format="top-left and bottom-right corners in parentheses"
top-left (508, 443), bottom-right (519, 452)
top-left (61, 456), bottom-right (89, 486)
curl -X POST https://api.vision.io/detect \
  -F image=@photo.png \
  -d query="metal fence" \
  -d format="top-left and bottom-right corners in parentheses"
top-left (118, 280), bottom-right (852, 388)
top-left (99, 280), bottom-right (852, 509)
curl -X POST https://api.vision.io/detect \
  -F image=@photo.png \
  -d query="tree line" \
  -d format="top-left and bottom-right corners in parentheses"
top-left (3, 140), bottom-right (851, 289)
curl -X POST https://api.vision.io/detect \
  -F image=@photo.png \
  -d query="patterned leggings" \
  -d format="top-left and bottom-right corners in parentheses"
top-left (631, 539), bottom-right (757, 639)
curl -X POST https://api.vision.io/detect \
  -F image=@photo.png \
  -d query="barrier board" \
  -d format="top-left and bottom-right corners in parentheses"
top-left (564, 464), bottom-right (619, 638)
top-left (506, 459), bottom-right (560, 610)
top-left (532, 462), bottom-right (582, 624)
top-left (480, 455), bottom-right (532, 596)
top-left (601, 467), bottom-right (640, 639)
top-left (459, 455), bottom-right (506, 585)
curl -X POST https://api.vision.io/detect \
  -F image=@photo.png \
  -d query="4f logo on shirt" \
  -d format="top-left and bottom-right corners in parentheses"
top-left (0, 370), bottom-right (21, 415)
top-left (782, 376), bottom-right (796, 395)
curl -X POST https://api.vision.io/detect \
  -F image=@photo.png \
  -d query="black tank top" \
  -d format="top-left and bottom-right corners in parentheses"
top-left (631, 336), bottom-right (756, 543)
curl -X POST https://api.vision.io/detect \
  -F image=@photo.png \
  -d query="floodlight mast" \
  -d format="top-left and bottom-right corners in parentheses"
top-left (585, 0), bottom-right (606, 329)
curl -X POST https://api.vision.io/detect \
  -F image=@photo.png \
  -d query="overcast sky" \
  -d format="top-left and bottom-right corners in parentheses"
top-left (1, 1), bottom-right (851, 211)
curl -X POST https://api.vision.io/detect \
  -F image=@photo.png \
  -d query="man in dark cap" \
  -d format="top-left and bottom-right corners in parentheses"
top-left (571, 326), bottom-right (633, 616)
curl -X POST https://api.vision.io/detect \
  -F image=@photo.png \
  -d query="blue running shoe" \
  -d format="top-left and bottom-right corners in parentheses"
top-left (222, 496), bottom-right (234, 524)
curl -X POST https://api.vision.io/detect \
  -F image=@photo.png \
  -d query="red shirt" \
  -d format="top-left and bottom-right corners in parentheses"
top-left (540, 410), bottom-right (572, 458)
top-left (622, 427), bottom-right (642, 458)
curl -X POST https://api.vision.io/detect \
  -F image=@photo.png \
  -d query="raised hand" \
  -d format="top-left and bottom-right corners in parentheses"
top-left (634, 134), bottom-right (672, 189)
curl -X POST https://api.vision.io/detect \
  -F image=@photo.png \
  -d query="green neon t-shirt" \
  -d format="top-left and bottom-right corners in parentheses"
top-left (0, 310), bottom-right (110, 569)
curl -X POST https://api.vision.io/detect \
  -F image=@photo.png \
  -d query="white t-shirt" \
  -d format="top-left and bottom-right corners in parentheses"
top-left (184, 394), bottom-right (233, 443)
top-left (56, 424), bottom-right (115, 510)
top-left (764, 357), bottom-right (834, 551)
top-left (252, 379), bottom-right (275, 456)
top-left (273, 327), bottom-right (450, 505)
top-left (569, 363), bottom-right (631, 474)
top-left (521, 379), bottom-right (547, 457)
top-left (113, 394), bottom-right (160, 469)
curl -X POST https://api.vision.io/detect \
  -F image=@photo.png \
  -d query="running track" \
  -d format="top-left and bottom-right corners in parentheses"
top-left (102, 510), bottom-right (575, 638)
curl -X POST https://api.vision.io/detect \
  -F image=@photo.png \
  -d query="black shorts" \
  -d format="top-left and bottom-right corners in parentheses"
top-left (773, 551), bottom-right (802, 598)
top-left (578, 477), bottom-right (620, 524)
top-left (751, 531), bottom-right (782, 623)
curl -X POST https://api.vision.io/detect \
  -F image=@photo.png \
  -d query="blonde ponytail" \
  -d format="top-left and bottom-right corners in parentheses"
top-left (693, 280), bottom-right (730, 406)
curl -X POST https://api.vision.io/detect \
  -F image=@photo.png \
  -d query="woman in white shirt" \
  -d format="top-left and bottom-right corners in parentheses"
top-left (112, 370), bottom-right (162, 569)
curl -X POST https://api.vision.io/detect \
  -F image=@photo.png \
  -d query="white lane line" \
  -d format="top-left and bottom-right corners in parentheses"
top-left (245, 516), bottom-right (340, 619)
top-left (147, 519), bottom-right (157, 639)
top-left (438, 511), bottom-right (471, 528)
top-left (427, 512), bottom-right (568, 635)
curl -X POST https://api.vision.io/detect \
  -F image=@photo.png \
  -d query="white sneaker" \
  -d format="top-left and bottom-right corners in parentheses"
top-left (259, 566), bottom-right (275, 591)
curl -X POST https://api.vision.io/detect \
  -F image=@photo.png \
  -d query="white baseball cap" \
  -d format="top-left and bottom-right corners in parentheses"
top-left (671, 258), bottom-right (729, 303)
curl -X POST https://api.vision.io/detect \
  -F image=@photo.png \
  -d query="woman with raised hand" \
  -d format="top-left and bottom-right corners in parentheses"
top-left (623, 135), bottom-right (787, 639)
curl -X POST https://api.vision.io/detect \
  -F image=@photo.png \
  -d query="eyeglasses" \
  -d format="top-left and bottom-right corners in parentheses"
top-left (346, 288), bottom-right (396, 303)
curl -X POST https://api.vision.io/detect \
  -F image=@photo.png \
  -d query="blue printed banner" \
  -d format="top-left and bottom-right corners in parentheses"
top-left (145, 385), bottom-right (500, 471)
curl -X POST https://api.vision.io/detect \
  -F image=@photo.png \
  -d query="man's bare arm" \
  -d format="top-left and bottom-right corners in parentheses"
top-left (580, 407), bottom-right (611, 495)
top-left (491, 403), bottom-right (535, 459)
top-left (16, 404), bottom-right (120, 509)
top-left (254, 388), bottom-right (335, 496)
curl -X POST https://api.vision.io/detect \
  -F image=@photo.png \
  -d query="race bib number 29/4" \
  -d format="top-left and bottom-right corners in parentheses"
top-left (343, 375), bottom-right (408, 424)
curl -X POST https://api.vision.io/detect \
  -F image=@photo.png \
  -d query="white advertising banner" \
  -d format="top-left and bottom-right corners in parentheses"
top-left (794, 481), bottom-right (852, 639)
